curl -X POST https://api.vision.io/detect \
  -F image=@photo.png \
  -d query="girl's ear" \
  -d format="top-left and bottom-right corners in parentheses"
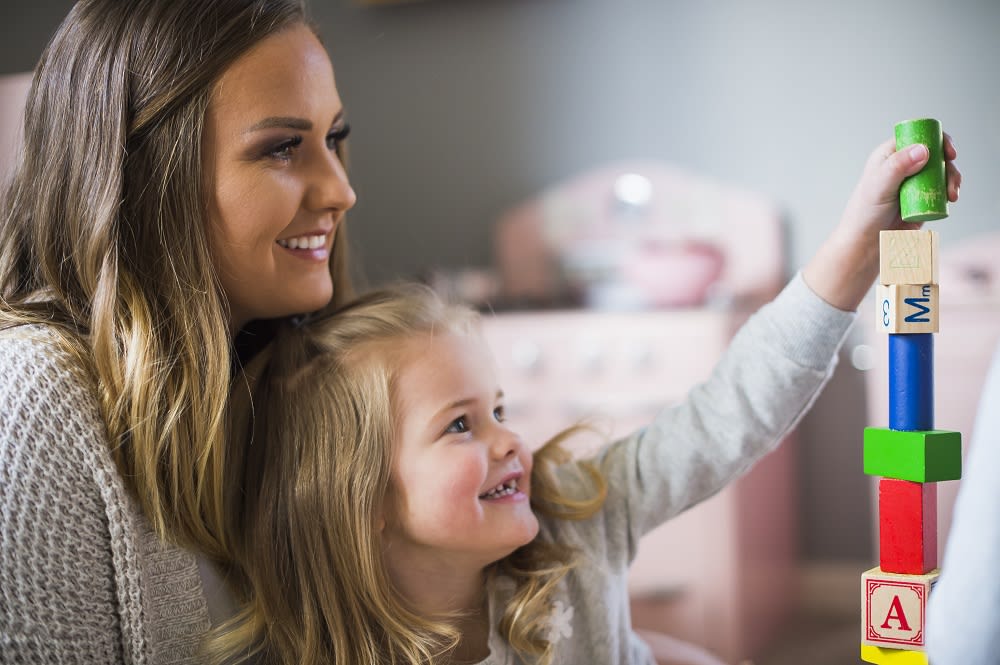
top-left (376, 495), bottom-right (392, 532)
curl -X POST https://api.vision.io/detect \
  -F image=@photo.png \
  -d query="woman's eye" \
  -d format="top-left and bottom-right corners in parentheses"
top-left (326, 123), bottom-right (351, 154)
top-left (445, 416), bottom-right (469, 434)
top-left (267, 136), bottom-right (302, 161)
top-left (493, 406), bottom-right (505, 422)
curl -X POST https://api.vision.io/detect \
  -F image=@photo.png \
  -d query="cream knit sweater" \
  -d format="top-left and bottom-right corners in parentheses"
top-left (0, 325), bottom-right (212, 664)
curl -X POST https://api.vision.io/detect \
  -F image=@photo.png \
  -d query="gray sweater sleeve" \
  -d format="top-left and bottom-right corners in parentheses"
top-left (552, 273), bottom-right (856, 567)
top-left (0, 326), bottom-right (223, 665)
top-left (0, 327), bottom-right (145, 664)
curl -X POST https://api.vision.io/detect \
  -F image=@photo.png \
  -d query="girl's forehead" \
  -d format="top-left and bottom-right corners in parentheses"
top-left (398, 328), bottom-right (488, 361)
top-left (393, 331), bottom-right (495, 390)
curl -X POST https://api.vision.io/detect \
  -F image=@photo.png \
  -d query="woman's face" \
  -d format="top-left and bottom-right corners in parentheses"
top-left (203, 24), bottom-right (356, 331)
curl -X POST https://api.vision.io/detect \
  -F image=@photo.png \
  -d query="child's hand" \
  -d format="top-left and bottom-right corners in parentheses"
top-left (802, 133), bottom-right (961, 312)
top-left (840, 133), bottom-right (960, 238)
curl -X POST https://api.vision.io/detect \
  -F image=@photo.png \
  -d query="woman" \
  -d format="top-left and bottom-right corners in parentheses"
top-left (0, 0), bottom-right (355, 661)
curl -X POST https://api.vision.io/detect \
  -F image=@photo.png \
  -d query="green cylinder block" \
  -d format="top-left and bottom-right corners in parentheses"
top-left (894, 118), bottom-right (948, 222)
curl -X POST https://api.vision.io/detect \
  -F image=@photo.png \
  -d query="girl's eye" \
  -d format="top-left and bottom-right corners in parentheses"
top-left (493, 406), bottom-right (505, 422)
top-left (267, 135), bottom-right (302, 161)
top-left (326, 123), bottom-right (351, 155)
top-left (445, 416), bottom-right (469, 434)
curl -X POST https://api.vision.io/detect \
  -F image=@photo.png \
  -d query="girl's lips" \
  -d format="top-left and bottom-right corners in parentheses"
top-left (478, 471), bottom-right (526, 501)
top-left (480, 489), bottom-right (528, 504)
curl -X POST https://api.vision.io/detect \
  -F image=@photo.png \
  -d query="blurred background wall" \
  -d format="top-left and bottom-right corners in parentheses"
top-left (2, 0), bottom-right (997, 567)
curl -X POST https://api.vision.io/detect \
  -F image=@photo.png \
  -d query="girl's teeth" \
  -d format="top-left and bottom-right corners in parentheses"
top-left (481, 479), bottom-right (518, 499)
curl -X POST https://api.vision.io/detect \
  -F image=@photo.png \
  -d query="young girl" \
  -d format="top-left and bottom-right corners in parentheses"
top-left (222, 132), bottom-right (962, 663)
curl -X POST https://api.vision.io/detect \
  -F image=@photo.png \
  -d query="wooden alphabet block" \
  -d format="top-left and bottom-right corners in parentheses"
top-left (863, 428), bottom-right (962, 482)
top-left (862, 566), bottom-right (939, 650)
top-left (861, 644), bottom-right (929, 664)
top-left (879, 478), bottom-right (937, 574)
top-left (880, 230), bottom-right (939, 285)
top-left (876, 284), bottom-right (939, 334)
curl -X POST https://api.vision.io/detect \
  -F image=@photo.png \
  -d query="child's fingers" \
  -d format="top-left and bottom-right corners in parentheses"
top-left (875, 143), bottom-right (929, 198)
top-left (867, 138), bottom-right (898, 170)
top-left (943, 131), bottom-right (958, 161)
top-left (947, 160), bottom-right (962, 201)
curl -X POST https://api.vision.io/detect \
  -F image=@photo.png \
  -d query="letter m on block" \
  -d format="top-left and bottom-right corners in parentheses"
top-left (904, 287), bottom-right (932, 323)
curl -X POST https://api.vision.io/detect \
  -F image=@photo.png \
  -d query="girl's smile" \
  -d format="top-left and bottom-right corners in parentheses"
top-left (478, 471), bottom-right (527, 502)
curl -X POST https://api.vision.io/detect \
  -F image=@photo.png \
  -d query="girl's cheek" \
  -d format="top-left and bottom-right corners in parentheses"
top-left (445, 454), bottom-right (488, 499)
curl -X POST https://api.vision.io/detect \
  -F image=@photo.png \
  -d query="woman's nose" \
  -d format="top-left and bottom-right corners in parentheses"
top-left (306, 147), bottom-right (357, 213)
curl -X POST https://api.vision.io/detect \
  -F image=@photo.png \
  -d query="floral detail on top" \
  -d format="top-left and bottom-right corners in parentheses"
top-left (545, 599), bottom-right (574, 645)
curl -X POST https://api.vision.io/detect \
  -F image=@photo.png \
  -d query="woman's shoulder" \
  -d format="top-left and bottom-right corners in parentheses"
top-left (0, 322), bottom-right (98, 402)
top-left (0, 320), bottom-right (87, 358)
top-left (0, 322), bottom-right (110, 470)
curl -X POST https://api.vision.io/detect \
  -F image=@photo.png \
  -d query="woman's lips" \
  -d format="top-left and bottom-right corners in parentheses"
top-left (276, 232), bottom-right (330, 261)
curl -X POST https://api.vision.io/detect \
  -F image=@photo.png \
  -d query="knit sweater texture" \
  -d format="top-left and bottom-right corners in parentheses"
top-left (0, 325), bottom-right (211, 664)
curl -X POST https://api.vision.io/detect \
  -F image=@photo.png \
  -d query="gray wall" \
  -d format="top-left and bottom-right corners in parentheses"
top-left (3, 0), bottom-right (998, 561)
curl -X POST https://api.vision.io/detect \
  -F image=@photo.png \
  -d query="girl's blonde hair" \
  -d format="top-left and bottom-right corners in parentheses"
top-left (221, 284), bottom-right (606, 664)
top-left (0, 0), bottom-right (352, 561)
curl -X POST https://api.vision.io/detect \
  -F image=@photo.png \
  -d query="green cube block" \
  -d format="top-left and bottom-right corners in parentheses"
top-left (863, 428), bottom-right (962, 482)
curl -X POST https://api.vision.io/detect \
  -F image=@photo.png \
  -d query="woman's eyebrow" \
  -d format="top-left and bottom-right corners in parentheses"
top-left (244, 116), bottom-right (313, 133)
top-left (244, 110), bottom-right (345, 134)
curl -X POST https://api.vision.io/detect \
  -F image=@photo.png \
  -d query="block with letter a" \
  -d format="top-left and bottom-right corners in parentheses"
top-left (862, 566), bottom-right (939, 650)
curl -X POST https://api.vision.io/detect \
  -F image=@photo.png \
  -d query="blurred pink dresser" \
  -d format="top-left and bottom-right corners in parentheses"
top-left (481, 305), bottom-right (798, 664)
top-left (484, 162), bottom-right (798, 663)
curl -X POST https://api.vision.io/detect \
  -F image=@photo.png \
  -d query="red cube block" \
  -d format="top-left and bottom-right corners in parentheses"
top-left (879, 478), bottom-right (937, 574)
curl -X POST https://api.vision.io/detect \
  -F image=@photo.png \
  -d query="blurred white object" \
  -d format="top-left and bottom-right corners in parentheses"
top-left (613, 172), bottom-right (654, 209)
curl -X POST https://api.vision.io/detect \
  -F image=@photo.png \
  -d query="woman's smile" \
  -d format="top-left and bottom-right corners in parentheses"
top-left (277, 230), bottom-right (332, 261)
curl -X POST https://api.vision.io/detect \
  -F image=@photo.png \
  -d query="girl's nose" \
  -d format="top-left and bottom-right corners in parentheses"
top-left (490, 425), bottom-right (523, 460)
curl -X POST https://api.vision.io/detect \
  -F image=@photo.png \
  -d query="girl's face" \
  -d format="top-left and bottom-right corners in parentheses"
top-left (202, 24), bottom-right (356, 331)
top-left (382, 331), bottom-right (539, 574)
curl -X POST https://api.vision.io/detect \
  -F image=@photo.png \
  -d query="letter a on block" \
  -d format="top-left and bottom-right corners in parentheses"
top-left (880, 595), bottom-right (912, 631)
top-left (862, 566), bottom-right (938, 649)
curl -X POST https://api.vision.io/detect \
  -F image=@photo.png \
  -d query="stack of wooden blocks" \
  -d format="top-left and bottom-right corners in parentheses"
top-left (860, 119), bottom-right (962, 665)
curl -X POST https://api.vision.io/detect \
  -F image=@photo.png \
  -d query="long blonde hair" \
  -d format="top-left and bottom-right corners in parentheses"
top-left (221, 284), bottom-right (607, 664)
top-left (0, 0), bottom-right (352, 561)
